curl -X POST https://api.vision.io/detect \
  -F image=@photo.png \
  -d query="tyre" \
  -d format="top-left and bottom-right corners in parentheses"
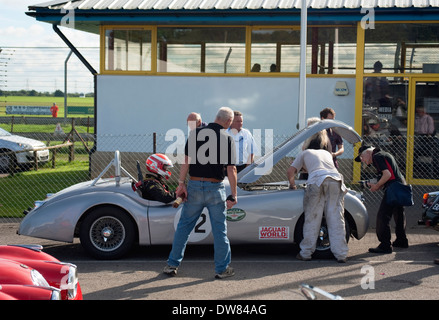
top-left (0, 150), bottom-right (16, 173)
top-left (79, 206), bottom-right (136, 260)
top-left (294, 213), bottom-right (351, 259)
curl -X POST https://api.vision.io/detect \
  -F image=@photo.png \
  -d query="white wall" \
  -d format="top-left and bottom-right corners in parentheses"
top-left (97, 75), bottom-right (356, 152)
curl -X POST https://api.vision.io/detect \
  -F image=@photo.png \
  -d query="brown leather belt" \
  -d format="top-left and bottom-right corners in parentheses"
top-left (190, 176), bottom-right (222, 183)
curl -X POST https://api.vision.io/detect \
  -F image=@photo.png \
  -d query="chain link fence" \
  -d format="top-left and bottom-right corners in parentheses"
top-left (0, 116), bottom-right (437, 229)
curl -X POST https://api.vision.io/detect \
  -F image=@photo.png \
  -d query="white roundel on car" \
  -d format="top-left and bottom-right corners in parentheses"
top-left (173, 208), bottom-right (212, 242)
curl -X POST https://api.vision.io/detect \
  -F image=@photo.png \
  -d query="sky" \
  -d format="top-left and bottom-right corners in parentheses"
top-left (0, 0), bottom-right (99, 93)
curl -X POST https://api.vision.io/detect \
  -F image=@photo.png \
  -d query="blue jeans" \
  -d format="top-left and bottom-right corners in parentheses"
top-left (167, 180), bottom-right (231, 274)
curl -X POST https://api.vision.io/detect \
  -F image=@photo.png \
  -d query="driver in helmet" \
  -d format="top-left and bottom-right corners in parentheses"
top-left (134, 153), bottom-right (177, 204)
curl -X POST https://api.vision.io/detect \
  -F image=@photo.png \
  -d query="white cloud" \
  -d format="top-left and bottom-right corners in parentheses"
top-left (29, 24), bottom-right (45, 36)
top-left (1, 0), bottom-right (39, 10)
top-left (0, 24), bottom-right (46, 42)
top-left (0, 0), bottom-right (99, 92)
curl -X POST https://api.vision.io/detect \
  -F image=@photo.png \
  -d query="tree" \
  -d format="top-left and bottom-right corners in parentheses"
top-left (54, 90), bottom-right (64, 97)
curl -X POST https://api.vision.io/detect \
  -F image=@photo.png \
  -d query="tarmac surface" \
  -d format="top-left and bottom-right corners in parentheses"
top-left (1, 222), bottom-right (439, 303)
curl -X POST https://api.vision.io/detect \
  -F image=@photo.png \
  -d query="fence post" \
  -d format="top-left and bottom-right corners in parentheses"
top-left (33, 150), bottom-right (39, 171)
top-left (52, 147), bottom-right (57, 169)
top-left (69, 118), bottom-right (75, 162)
top-left (153, 132), bottom-right (157, 154)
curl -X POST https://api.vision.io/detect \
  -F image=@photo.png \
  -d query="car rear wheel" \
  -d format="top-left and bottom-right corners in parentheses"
top-left (294, 213), bottom-right (351, 259)
top-left (79, 206), bottom-right (136, 260)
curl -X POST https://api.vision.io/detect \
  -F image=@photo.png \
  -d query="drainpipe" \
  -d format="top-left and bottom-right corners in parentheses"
top-left (64, 50), bottom-right (73, 120)
top-left (53, 24), bottom-right (97, 75)
top-left (52, 24), bottom-right (98, 177)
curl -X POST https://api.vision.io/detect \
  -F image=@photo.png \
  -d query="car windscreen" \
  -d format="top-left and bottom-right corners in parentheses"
top-left (0, 128), bottom-right (11, 136)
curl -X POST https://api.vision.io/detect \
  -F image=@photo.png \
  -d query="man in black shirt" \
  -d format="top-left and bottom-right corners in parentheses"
top-left (164, 107), bottom-right (238, 279)
top-left (355, 145), bottom-right (409, 253)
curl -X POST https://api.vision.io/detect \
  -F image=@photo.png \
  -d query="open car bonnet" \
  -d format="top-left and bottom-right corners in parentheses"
top-left (237, 119), bottom-right (361, 184)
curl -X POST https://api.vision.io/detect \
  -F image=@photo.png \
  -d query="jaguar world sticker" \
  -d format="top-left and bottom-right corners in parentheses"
top-left (226, 208), bottom-right (246, 222)
top-left (259, 226), bottom-right (289, 240)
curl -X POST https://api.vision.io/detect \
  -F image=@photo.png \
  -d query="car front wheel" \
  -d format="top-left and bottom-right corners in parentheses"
top-left (0, 150), bottom-right (16, 173)
top-left (79, 206), bottom-right (136, 260)
top-left (294, 213), bottom-right (351, 259)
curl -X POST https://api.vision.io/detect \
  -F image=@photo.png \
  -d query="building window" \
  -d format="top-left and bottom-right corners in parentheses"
top-left (364, 23), bottom-right (439, 74)
top-left (101, 25), bottom-right (357, 75)
top-left (307, 26), bottom-right (357, 75)
top-left (105, 28), bottom-right (152, 71)
top-left (250, 28), bottom-right (300, 73)
top-left (157, 27), bottom-right (246, 73)
top-left (250, 26), bottom-right (356, 74)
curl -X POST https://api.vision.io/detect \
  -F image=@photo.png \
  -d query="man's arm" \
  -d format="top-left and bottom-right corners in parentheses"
top-left (333, 143), bottom-right (344, 158)
top-left (287, 166), bottom-right (298, 189)
top-left (428, 115), bottom-right (435, 135)
top-left (144, 181), bottom-right (176, 203)
top-left (370, 169), bottom-right (391, 192)
top-left (226, 165), bottom-right (237, 209)
top-left (176, 155), bottom-right (190, 200)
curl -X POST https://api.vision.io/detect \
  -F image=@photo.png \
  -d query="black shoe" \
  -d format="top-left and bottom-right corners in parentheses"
top-left (392, 239), bottom-right (409, 248)
top-left (368, 246), bottom-right (392, 254)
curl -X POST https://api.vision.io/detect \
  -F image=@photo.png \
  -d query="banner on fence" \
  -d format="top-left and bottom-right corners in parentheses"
top-left (6, 106), bottom-right (51, 115)
top-left (67, 106), bottom-right (94, 115)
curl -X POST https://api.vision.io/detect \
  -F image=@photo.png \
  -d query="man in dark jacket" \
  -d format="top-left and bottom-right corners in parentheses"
top-left (355, 145), bottom-right (409, 253)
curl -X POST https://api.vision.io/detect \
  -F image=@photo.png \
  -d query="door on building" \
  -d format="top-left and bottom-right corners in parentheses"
top-left (360, 76), bottom-right (439, 185)
top-left (409, 79), bottom-right (439, 184)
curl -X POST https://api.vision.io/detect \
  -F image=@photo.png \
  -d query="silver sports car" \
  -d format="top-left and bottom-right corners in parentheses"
top-left (18, 120), bottom-right (368, 260)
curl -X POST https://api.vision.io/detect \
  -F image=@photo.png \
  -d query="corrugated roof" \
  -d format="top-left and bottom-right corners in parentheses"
top-left (29, 0), bottom-right (439, 10)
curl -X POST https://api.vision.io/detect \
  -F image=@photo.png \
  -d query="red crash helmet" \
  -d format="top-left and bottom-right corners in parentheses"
top-left (146, 153), bottom-right (173, 179)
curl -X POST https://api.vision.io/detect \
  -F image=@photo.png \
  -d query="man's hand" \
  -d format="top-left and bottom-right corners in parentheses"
top-left (226, 195), bottom-right (237, 209)
top-left (176, 183), bottom-right (188, 201)
top-left (370, 169), bottom-right (391, 192)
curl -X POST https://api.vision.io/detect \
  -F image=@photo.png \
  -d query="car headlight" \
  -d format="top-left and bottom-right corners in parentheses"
top-left (67, 265), bottom-right (79, 299)
top-left (18, 143), bottom-right (33, 150)
top-left (57, 263), bottom-right (79, 299)
top-left (33, 194), bottom-right (54, 210)
top-left (34, 200), bottom-right (46, 209)
top-left (30, 268), bottom-right (50, 287)
top-left (51, 289), bottom-right (61, 300)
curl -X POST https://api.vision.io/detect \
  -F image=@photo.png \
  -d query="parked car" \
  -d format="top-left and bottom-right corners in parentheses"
top-left (0, 128), bottom-right (49, 172)
top-left (18, 120), bottom-right (368, 260)
top-left (0, 244), bottom-right (82, 300)
top-left (418, 191), bottom-right (439, 231)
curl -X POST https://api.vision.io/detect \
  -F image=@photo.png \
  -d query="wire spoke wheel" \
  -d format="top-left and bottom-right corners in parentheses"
top-left (315, 225), bottom-right (331, 251)
top-left (89, 216), bottom-right (126, 252)
top-left (80, 206), bottom-right (136, 259)
top-left (294, 213), bottom-right (351, 259)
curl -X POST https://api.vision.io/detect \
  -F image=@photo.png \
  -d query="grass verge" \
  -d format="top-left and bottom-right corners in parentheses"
top-left (0, 161), bottom-right (90, 218)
